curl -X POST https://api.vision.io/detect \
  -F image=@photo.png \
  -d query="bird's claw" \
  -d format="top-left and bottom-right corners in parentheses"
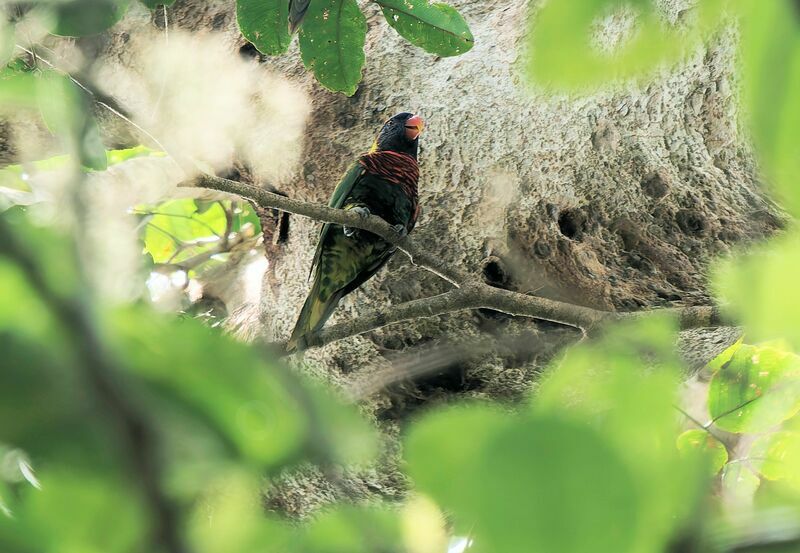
top-left (352, 206), bottom-right (371, 219)
top-left (344, 206), bottom-right (371, 237)
top-left (391, 224), bottom-right (407, 238)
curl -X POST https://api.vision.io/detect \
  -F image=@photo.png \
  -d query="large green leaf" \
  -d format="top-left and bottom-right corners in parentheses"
top-left (708, 343), bottom-right (800, 433)
top-left (299, 0), bottom-right (366, 96)
top-left (108, 306), bottom-right (377, 470)
top-left (407, 406), bottom-right (640, 552)
top-left (376, 0), bottom-right (473, 57)
top-left (21, 469), bottom-right (147, 553)
top-left (738, 0), bottom-right (800, 216)
top-left (721, 461), bottom-right (761, 506)
top-left (237, 0), bottom-right (291, 55)
top-left (714, 236), bottom-right (800, 350)
top-left (51, 0), bottom-right (131, 37)
top-left (107, 306), bottom-right (306, 468)
top-left (473, 415), bottom-right (639, 553)
top-left (526, 0), bottom-right (726, 89)
top-left (534, 317), bottom-right (706, 553)
top-left (405, 403), bottom-right (511, 533)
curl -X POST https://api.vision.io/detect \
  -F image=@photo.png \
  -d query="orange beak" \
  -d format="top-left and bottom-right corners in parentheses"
top-left (404, 115), bottom-right (425, 140)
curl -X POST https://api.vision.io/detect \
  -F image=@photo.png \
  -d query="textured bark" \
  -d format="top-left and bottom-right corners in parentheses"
top-left (86, 0), bottom-right (781, 517)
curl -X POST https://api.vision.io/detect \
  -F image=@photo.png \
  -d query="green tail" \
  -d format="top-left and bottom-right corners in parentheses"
top-left (286, 275), bottom-right (343, 353)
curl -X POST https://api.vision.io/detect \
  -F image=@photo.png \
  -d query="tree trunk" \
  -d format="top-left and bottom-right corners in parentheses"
top-left (95, 0), bottom-right (780, 517)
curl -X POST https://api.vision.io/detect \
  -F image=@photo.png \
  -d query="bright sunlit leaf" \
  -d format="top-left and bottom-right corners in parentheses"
top-left (676, 429), bottom-right (728, 476)
top-left (708, 343), bottom-right (800, 434)
top-left (714, 235), bottom-right (800, 351)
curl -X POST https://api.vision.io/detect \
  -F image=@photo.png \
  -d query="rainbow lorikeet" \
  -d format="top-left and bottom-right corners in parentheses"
top-left (286, 112), bottom-right (425, 352)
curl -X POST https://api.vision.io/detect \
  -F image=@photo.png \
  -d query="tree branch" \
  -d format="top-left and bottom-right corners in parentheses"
top-left (184, 173), bottom-right (731, 351)
top-left (185, 174), bottom-right (469, 286)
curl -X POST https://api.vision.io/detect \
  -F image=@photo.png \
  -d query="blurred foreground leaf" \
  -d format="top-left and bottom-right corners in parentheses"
top-left (50, 0), bottom-right (130, 37)
top-left (677, 429), bottom-right (728, 476)
top-left (526, 0), bottom-right (726, 90)
top-left (714, 235), bottom-right (800, 351)
top-left (535, 317), bottom-right (706, 552)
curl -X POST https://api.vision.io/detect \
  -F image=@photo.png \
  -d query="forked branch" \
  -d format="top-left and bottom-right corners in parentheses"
top-left (185, 173), bottom-right (729, 352)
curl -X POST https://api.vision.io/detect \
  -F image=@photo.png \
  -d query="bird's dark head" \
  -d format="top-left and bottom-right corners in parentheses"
top-left (370, 112), bottom-right (425, 158)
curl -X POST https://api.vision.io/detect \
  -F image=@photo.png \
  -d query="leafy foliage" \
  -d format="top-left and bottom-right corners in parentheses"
top-left (237, 0), bottom-right (473, 94)
top-left (708, 342), bottom-right (800, 433)
top-left (407, 320), bottom-right (708, 553)
top-left (0, 209), bottom-right (381, 552)
top-left (0, 0), bottom-right (799, 551)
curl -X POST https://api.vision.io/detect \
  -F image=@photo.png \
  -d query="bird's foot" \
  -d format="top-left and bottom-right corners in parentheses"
top-left (344, 206), bottom-right (371, 237)
top-left (391, 224), bottom-right (407, 238)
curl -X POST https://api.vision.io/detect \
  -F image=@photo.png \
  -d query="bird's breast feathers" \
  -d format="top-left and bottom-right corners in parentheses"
top-left (358, 151), bottom-right (419, 201)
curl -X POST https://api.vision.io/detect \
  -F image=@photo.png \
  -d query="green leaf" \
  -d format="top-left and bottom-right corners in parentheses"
top-left (534, 317), bottom-right (707, 552)
top-left (237, 0), bottom-right (291, 56)
top-left (708, 343), bottom-right (800, 433)
top-left (21, 469), bottom-right (147, 553)
top-left (140, 0), bottom-right (176, 8)
top-left (141, 199), bottom-right (227, 264)
top-left (707, 336), bottom-right (745, 373)
top-left (714, 233), bottom-right (800, 352)
top-left (405, 403), bottom-right (511, 531)
top-left (676, 429), bottom-right (728, 476)
top-left (107, 306), bottom-right (306, 469)
top-left (295, 506), bottom-right (402, 553)
top-left (526, 0), bottom-right (727, 90)
top-left (0, 73), bottom-right (38, 110)
top-left (188, 469), bottom-right (291, 553)
top-left (106, 145), bottom-right (161, 165)
top-left (299, 0), bottom-right (366, 96)
top-left (750, 431), bottom-right (800, 488)
top-left (51, 0), bottom-right (131, 37)
top-left (108, 305), bottom-right (376, 470)
top-left (473, 415), bottom-right (639, 553)
top-left (377, 0), bottom-right (473, 57)
top-left (738, 0), bottom-right (800, 217)
top-left (721, 461), bottom-right (761, 505)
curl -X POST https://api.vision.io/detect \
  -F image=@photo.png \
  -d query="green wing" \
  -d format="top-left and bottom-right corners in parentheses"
top-left (307, 162), bottom-right (365, 280)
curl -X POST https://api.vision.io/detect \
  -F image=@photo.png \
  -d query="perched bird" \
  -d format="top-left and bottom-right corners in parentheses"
top-left (288, 0), bottom-right (311, 34)
top-left (287, 112), bottom-right (425, 352)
